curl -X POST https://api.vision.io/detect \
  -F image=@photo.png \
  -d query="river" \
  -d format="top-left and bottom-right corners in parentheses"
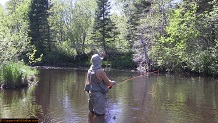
top-left (0, 68), bottom-right (218, 123)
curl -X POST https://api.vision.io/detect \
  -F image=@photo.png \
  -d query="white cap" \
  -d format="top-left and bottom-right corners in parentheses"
top-left (90, 54), bottom-right (103, 70)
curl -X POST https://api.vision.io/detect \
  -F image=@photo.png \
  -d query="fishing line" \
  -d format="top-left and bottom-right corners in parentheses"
top-left (106, 70), bottom-right (159, 121)
top-left (115, 70), bottom-right (159, 86)
top-left (148, 74), bottom-right (159, 97)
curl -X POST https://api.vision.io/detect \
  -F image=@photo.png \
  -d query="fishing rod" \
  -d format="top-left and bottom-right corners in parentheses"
top-left (107, 70), bottom-right (160, 89)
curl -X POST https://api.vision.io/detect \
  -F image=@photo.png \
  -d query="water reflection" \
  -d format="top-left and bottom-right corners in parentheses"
top-left (0, 86), bottom-right (41, 118)
top-left (35, 69), bottom-right (89, 123)
top-left (0, 69), bottom-right (218, 123)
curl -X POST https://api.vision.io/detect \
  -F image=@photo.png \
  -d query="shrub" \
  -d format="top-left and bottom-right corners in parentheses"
top-left (0, 62), bottom-right (38, 88)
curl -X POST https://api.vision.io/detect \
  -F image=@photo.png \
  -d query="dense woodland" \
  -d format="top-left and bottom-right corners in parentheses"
top-left (0, 0), bottom-right (217, 75)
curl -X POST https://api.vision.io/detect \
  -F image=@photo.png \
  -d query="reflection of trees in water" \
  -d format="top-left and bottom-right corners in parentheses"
top-left (108, 73), bottom-right (160, 122)
top-left (35, 69), bottom-right (52, 122)
top-left (35, 69), bottom-right (89, 122)
top-left (109, 74), bottom-right (218, 122)
top-left (2, 69), bottom-right (218, 122)
top-left (130, 75), bottom-right (160, 123)
top-left (0, 85), bottom-right (42, 118)
top-left (155, 75), bottom-right (218, 123)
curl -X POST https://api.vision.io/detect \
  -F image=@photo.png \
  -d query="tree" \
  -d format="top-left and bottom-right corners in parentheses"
top-left (48, 0), bottom-right (97, 56)
top-left (69, 0), bottom-right (96, 55)
top-left (127, 0), bottom-right (184, 71)
top-left (182, 0), bottom-right (214, 13)
top-left (124, 0), bottom-right (151, 45)
top-left (123, 0), bottom-right (151, 69)
top-left (91, 0), bottom-right (119, 54)
top-left (0, 0), bottom-right (34, 64)
top-left (152, 0), bottom-right (218, 75)
top-left (28, 0), bottom-right (50, 57)
top-left (47, 0), bottom-right (67, 47)
top-left (157, 3), bottom-right (200, 71)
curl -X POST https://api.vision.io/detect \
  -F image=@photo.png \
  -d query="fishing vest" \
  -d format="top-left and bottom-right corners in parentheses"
top-left (88, 69), bottom-right (108, 94)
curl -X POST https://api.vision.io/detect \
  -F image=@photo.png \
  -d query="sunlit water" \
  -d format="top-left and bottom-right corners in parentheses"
top-left (1, 68), bottom-right (218, 123)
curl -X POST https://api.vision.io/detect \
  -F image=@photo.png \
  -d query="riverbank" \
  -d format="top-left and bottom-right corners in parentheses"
top-left (0, 62), bottom-right (38, 89)
top-left (30, 51), bottom-right (218, 77)
top-left (32, 63), bottom-right (218, 78)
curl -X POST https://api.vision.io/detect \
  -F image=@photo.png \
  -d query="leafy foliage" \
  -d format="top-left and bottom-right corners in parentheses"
top-left (157, 4), bottom-right (200, 70)
top-left (0, 0), bottom-right (32, 64)
top-left (48, 0), bottom-right (96, 56)
top-left (152, 1), bottom-right (218, 75)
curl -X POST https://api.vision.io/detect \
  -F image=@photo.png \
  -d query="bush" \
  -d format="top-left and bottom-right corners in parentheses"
top-left (187, 49), bottom-right (218, 76)
top-left (0, 62), bottom-right (38, 88)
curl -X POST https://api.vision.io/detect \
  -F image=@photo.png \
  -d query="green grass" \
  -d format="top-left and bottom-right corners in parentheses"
top-left (0, 62), bottom-right (38, 88)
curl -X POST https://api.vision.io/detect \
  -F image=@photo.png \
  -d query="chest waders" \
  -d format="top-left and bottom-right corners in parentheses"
top-left (88, 69), bottom-right (108, 116)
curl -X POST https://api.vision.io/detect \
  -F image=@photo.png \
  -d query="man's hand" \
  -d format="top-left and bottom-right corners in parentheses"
top-left (108, 81), bottom-right (116, 89)
top-left (112, 81), bottom-right (116, 85)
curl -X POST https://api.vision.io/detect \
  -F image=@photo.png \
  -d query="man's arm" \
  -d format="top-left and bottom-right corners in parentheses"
top-left (96, 69), bottom-right (116, 86)
top-left (85, 71), bottom-right (91, 85)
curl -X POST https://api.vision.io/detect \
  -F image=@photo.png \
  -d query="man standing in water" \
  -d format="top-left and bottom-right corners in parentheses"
top-left (84, 54), bottom-right (116, 122)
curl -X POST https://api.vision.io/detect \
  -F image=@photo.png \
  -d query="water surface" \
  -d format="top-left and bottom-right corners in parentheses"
top-left (1, 68), bottom-right (218, 123)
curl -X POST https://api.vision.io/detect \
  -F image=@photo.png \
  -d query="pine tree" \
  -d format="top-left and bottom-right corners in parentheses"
top-left (91, 0), bottom-right (119, 54)
top-left (124, 0), bottom-right (151, 47)
top-left (28, 0), bottom-right (50, 57)
top-left (124, 0), bottom-right (151, 69)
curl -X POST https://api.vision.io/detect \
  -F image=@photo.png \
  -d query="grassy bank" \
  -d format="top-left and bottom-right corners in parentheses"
top-left (0, 62), bottom-right (38, 89)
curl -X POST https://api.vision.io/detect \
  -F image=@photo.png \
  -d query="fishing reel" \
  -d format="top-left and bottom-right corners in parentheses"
top-left (108, 86), bottom-right (112, 89)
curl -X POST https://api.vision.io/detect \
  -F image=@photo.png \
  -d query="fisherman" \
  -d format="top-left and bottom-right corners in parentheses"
top-left (84, 54), bottom-right (116, 117)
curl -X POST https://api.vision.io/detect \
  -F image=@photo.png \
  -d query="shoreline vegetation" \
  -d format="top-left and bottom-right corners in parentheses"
top-left (33, 51), bottom-right (218, 77)
top-left (0, 0), bottom-right (217, 88)
top-left (34, 51), bottom-right (218, 78)
top-left (0, 62), bottom-right (38, 89)
top-left (1, 50), bottom-right (217, 90)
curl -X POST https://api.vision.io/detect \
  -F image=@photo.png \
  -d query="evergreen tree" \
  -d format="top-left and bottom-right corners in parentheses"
top-left (124, 0), bottom-right (151, 47)
top-left (123, 0), bottom-right (151, 69)
top-left (92, 0), bottom-right (119, 54)
top-left (28, 0), bottom-right (50, 57)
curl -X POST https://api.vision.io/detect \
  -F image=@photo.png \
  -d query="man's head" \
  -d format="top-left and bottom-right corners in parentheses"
top-left (91, 54), bottom-right (103, 66)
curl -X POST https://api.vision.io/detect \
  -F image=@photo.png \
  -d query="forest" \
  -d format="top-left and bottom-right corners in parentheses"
top-left (0, 0), bottom-right (217, 76)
